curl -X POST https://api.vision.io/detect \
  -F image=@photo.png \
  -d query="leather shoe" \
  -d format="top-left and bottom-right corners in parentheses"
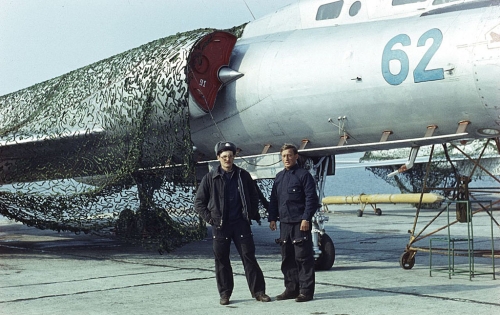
top-left (220, 295), bottom-right (230, 305)
top-left (295, 294), bottom-right (313, 302)
top-left (255, 293), bottom-right (271, 302)
top-left (276, 291), bottom-right (299, 301)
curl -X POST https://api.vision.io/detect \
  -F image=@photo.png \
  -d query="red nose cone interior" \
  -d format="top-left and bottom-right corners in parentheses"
top-left (188, 31), bottom-right (237, 113)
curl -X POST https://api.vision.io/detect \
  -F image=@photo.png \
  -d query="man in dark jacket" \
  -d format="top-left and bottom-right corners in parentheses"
top-left (268, 143), bottom-right (319, 302)
top-left (195, 141), bottom-right (271, 306)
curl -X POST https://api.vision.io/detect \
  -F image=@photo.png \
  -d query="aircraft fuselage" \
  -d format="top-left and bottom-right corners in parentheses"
top-left (1, 0), bottom-right (499, 184)
top-left (190, 2), bottom-right (500, 159)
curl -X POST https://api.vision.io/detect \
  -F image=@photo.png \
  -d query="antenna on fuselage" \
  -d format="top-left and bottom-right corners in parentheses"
top-left (242, 0), bottom-right (256, 20)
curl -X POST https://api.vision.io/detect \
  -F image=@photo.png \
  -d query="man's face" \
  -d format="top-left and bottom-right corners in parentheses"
top-left (217, 150), bottom-right (234, 171)
top-left (281, 148), bottom-right (298, 170)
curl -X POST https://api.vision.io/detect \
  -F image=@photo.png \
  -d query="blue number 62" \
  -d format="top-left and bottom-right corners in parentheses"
top-left (382, 28), bottom-right (444, 85)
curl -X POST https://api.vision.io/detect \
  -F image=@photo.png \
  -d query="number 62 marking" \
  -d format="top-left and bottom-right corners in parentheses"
top-left (382, 28), bottom-right (444, 85)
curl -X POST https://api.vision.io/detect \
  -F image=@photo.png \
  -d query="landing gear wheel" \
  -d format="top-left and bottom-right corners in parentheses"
top-left (399, 251), bottom-right (415, 270)
top-left (357, 209), bottom-right (363, 217)
top-left (314, 234), bottom-right (335, 270)
top-left (375, 208), bottom-right (382, 216)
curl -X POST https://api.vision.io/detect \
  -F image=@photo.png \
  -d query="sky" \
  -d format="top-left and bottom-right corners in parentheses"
top-left (0, 0), bottom-right (298, 96)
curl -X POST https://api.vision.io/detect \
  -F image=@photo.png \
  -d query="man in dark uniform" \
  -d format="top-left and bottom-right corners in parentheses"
top-left (195, 141), bottom-right (271, 306)
top-left (268, 143), bottom-right (319, 302)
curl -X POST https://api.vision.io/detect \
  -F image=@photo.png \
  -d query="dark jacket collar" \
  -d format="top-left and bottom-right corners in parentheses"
top-left (284, 163), bottom-right (300, 173)
top-left (212, 164), bottom-right (240, 178)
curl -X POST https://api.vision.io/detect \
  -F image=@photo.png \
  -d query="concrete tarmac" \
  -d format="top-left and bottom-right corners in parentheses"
top-left (1, 204), bottom-right (498, 315)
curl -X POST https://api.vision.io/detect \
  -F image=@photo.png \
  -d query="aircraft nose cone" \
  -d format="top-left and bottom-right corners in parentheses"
top-left (218, 66), bottom-right (244, 85)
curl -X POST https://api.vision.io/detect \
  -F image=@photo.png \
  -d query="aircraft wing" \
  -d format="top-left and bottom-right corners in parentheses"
top-left (0, 128), bottom-right (124, 184)
top-left (298, 133), bottom-right (469, 157)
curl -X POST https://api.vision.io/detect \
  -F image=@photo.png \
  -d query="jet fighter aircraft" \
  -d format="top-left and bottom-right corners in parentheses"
top-left (1, 0), bottom-right (499, 266)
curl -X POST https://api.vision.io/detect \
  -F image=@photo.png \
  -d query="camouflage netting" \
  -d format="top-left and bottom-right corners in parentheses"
top-left (366, 162), bottom-right (456, 197)
top-left (256, 179), bottom-right (274, 219)
top-left (0, 25), bottom-right (245, 252)
top-left (362, 140), bottom-right (500, 205)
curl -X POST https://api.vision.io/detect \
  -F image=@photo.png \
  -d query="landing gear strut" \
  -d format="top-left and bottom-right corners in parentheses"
top-left (305, 155), bottom-right (336, 270)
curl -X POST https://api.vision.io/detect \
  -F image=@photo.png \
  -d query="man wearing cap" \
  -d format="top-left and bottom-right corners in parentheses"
top-left (194, 141), bottom-right (271, 305)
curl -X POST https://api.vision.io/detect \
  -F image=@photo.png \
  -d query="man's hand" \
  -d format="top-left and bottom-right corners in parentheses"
top-left (269, 221), bottom-right (277, 231)
top-left (300, 220), bottom-right (310, 231)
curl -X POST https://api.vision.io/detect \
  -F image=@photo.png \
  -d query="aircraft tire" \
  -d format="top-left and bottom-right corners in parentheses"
top-left (375, 208), bottom-right (382, 216)
top-left (357, 210), bottom-right (363, 217)
top-left (314, 233), bottom-right (335, 271)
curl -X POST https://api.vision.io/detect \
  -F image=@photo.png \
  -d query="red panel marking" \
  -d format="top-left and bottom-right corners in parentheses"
top-left (188, 31), bottom-right (237, 113)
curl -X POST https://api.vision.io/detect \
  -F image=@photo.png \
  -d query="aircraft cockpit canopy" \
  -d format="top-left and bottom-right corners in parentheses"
top-left (241, 0), bottom-right (481, 39)
top-left (316, 1), bottom-right (343, 20)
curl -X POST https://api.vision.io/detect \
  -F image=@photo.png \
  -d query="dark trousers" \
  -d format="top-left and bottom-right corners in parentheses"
top-left (279, 222), bottom-right (315, 296)
top-left (212, 219), bottom-right (266, 298)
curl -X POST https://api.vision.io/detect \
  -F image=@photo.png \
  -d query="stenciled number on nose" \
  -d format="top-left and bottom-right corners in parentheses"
top-left (382, 28), bottom-right (444, 85)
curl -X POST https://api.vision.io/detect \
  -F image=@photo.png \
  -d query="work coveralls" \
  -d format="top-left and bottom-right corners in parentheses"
top-left (195, 165), bottom-right (265, 298)
top-left (268, 163), bottom-right (319, 297)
